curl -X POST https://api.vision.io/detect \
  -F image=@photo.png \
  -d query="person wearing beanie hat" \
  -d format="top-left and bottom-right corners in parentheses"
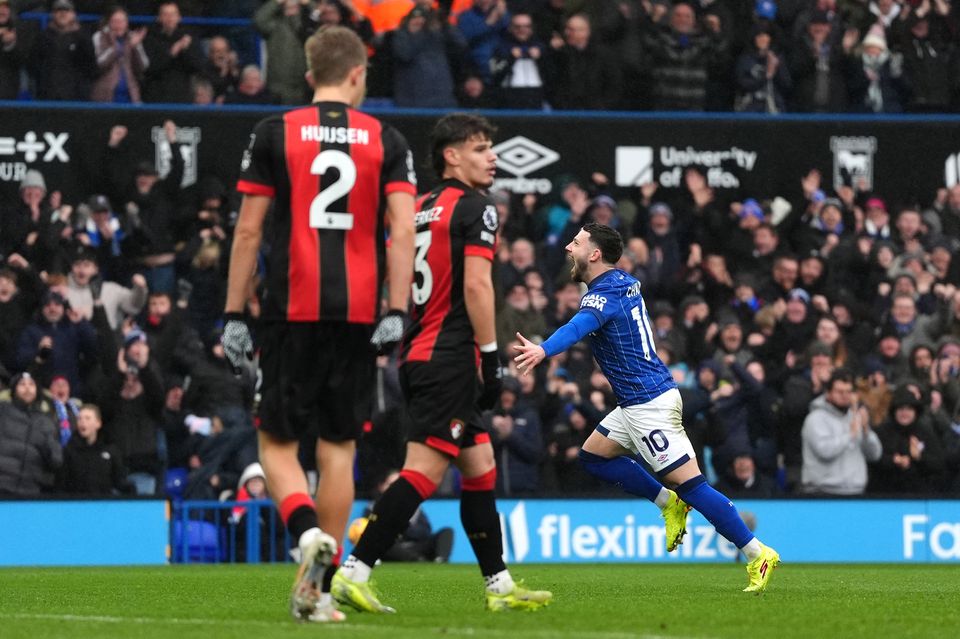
top-left (0, 370), bottom-right (63, 496)
top-left (734, 22), bottom-right (790, 114)
top-left (47, 374), bottom-right (81, 447)
top-left (741, 198), bottom-right (765, 222)
top-left (231, 461), bottom-right (289, 562)
top-left (790, 197), bottom-right (845, 258)
top-left (1, 168), bottom-right (54, 263)
top-left (587, 195), bottom-right (621, 229)
top-left (19, 169), bottom-right (46, 193)
top-left (15, 284), bottom-right (98, 397)
top-left (649, 202), bottom-right (673, 221)
top-left (863, 196), bottom-right (892, 239)
top-left (871, 384), bottom-right (946, 494)
top-left (764, 281), bottom-right (818, 370)
top-left (637, 199), bottom-right (683, 300)
top-left (853, 23), bottom-right (908, 113)
top-left (73, 192), bottom-right (129, 281)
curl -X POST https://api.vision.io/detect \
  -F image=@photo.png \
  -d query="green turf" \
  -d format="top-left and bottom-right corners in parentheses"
top-left (0, 563), bottom-right (955, 639)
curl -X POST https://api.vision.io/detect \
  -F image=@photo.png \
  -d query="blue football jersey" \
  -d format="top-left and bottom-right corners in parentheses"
top-left (577, 269), bottom-right (676, 406)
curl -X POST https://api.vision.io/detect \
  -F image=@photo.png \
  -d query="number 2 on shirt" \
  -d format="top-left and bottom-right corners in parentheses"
top-left (309, 150), bottom-right (356, 231)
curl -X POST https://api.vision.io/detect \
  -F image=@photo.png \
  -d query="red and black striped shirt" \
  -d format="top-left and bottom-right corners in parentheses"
top-left (401, 179), bottom-right (499, 364)
top-left (237, 102), bottom-right (416, 323)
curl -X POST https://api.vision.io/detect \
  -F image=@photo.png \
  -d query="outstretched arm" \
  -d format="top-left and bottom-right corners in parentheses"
top-left (514, 310), bottom-right (602, 374)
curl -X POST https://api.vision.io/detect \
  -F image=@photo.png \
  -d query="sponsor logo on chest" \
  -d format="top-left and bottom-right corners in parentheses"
top-left (580, 294), bottom-right (607, 311)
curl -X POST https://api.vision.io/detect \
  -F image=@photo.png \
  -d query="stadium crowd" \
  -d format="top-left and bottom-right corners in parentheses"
top-left (2, 0), bottom-right (960, 112)
top-left (2, 105), bottom-right (960, 501)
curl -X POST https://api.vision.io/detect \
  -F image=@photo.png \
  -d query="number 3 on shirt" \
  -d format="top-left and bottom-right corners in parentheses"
top-left (309, 150), bottom-right (356, 230)
top-left (412, 230), bottom-right (433, 305)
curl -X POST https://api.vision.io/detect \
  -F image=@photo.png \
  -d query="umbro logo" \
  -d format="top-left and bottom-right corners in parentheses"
top-left (492, 136), bottom-right (559, 177)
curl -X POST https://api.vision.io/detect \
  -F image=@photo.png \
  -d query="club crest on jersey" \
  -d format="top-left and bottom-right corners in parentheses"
top-left (450, 419), bottom-right (465, 440)
top-left (580, 294), bottom-right (607, 311)
top-left (482, 205), bottom-right (498, 231)
top-left (240, 134), bottom-right (254, 171)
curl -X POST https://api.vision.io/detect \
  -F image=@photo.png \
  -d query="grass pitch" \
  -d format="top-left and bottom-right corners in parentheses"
top-left (0, 563), bottom-right (955, 639)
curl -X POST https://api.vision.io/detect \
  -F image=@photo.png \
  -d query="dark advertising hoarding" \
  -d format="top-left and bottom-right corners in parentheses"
top-left (0, 106), bottom-right (953, 208)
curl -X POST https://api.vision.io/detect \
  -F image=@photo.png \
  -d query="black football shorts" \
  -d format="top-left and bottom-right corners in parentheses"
top-left (258, 321), bottom-right (374, 443)
top-left (399, 360), bottom-right (489, 457)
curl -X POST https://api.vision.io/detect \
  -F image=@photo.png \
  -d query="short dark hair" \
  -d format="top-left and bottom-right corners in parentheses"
top-left (430, 113), bottom-right (496, 178)
top-left (582, 223), bottom-right (623, 264)
top-left (827, 368), bottom-right (854, 390)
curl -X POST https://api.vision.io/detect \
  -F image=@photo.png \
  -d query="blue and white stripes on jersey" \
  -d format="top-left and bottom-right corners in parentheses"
top-left (542, 269), bottom-right (676, 407)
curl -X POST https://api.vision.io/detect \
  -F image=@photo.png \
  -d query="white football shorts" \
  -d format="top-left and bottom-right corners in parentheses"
top-left (597, 388), bottom-right (696, 476)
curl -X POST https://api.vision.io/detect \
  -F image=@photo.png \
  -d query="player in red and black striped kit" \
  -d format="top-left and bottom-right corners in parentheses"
top-left (221, 27), bottom-right (416, 623)
top-left (333, 114), bottom-right (552, 614)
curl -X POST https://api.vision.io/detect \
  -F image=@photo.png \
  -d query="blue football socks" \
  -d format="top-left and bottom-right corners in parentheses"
top-left (675, 475), bottom-right (755, 548)
top-left (578, 450), bottom-right (664, 503)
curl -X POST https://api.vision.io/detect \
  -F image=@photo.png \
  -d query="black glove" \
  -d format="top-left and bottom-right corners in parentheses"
top-left (221, 313), bottom-right (253, 374)
top-left (370, 309), bottom-right (405, 354)
top-left (477, 349), bottom-right (503, 411)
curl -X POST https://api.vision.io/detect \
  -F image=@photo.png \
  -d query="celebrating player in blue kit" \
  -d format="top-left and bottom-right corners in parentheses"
top-left (514, 223), bottom-right (780, 593)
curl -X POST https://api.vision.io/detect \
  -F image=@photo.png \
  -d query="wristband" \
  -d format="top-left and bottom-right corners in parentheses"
top-left (224, 312), bottom-right (245, 322)
top-left (479, 341), bottom-right (498, 353)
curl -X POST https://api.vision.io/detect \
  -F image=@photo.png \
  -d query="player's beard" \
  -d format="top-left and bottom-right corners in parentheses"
top-left (569, 254), bottom-right (587, 282)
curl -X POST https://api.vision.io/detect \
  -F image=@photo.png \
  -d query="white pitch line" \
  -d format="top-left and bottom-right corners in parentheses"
top-left (0, 612), bottom-right (710, 639)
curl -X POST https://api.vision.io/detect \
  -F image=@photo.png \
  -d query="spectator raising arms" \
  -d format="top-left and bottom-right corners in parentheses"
top-left (391, 4), bottom-right (464, 108)
top-left (253, 0), bottom-right (309, 105)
